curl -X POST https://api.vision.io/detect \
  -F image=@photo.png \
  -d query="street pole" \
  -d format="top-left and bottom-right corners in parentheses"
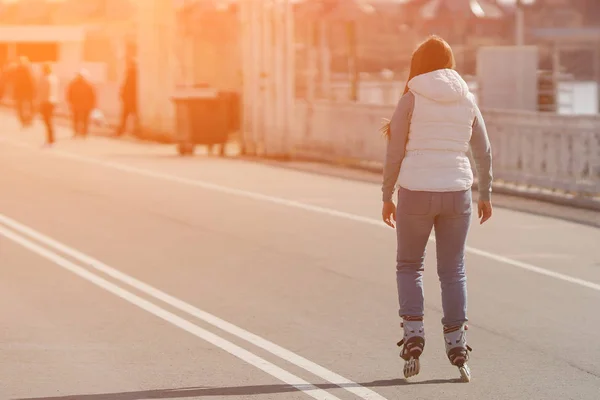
top-left (274, 0), bottom-right (284, 151)
top-left (250, 0), bottom-right (261, 155)
top-left (239, 0), bottom-right (250, 154)
top-left (515, 0), bottom-right (525, 109)
top-left (284, 0), bottom-right (295, 153)
top-left (262, 0), bottom-right (274, 154)
top-left (515, 0), bottom-right (525, 47)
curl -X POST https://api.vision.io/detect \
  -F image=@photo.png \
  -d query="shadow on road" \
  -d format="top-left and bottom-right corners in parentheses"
top-left (14, 378), bottom-right (460, 399)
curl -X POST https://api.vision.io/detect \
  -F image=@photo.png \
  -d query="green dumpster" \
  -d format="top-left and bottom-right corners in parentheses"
top-left (171, 86), bottom-right (230, 156)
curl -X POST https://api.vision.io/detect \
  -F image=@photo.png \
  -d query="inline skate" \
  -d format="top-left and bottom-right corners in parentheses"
top-left (443, 324), bottom-right (472, 382)
top-left (397, 319), bottom-right (425, 379)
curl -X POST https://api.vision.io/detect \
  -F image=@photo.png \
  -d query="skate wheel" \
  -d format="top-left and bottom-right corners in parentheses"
top-left (459, 365), bottom-right (471, 382)
top-left (403, 357), bottom-right (420, 379)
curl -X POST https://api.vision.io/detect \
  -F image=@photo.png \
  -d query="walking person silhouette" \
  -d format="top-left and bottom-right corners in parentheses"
top-left (37, 63), bottom-right (59, 147)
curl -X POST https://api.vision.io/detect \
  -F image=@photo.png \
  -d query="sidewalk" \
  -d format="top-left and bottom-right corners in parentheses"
top-left (0, 101), bottom-right (175, 144)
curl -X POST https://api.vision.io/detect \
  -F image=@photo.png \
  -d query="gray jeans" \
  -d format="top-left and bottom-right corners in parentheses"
top-left (395, 187), bottom-right (472, 327)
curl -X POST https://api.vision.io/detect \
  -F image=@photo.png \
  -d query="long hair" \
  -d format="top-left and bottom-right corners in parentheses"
top-left (380, 35), bottom-right (456, 139)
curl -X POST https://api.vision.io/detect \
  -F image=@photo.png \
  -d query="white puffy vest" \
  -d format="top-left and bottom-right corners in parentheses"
top-left (397, 69), bottom-right (477, 192)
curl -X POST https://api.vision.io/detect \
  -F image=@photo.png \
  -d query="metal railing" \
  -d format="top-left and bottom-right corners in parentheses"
top-left (271, 100), bottom-right (600, 203)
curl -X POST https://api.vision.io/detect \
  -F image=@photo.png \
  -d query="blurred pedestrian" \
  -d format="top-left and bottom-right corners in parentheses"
top-left (381, 35), bottom-right (493, 381)
top-left (66, 68), bottom-right (96, 138)
top-left (115, 60), bottom-right (138, 136)
top-left (12, 56), bottom-right (35, 127)
top-left (0, 63), bottom-right (7, 102)
top-left (37, 63), bottom-right (59, 147)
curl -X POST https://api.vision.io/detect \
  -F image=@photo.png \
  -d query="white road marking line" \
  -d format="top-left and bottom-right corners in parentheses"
top-left (0, 225), bottom-right (346, 400)
top-left (504, 253), bottom-right (575, 260)
top-left (463, 246), bottom-right (600, 291)
top-left (0, 214), bottom-right (389, 400)
top-left (2, 137), bottom-right (600, 295)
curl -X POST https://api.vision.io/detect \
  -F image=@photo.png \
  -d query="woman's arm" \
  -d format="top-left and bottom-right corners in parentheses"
top-left (470, 104), bottom-right (493, 201)
top-left (382, 92), bottom-right (414, 202)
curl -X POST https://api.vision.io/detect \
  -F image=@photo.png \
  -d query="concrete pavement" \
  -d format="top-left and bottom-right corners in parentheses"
top-left (0, 114), bottom-right (599, 399)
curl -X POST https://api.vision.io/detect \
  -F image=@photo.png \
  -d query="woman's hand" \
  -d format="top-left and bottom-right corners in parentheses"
top-left (478, 200), bottom-right (493, 225)
top-left (382, 201), bottom-right (396, 228)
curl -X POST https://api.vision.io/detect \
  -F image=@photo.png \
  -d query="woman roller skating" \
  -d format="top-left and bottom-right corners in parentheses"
top-left (381, 35), bottom-right (493, 382)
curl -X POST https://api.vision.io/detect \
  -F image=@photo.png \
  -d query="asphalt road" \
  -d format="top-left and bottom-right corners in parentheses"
top-left (1, 114), bottom-right (599, 400)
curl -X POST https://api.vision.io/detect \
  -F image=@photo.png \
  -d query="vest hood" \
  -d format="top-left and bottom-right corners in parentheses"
top-left (408, 69), bottom-right (470, 103)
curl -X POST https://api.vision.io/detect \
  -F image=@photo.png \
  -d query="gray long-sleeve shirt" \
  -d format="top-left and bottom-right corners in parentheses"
top-left (382, 92), bottom-right (493, 202)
